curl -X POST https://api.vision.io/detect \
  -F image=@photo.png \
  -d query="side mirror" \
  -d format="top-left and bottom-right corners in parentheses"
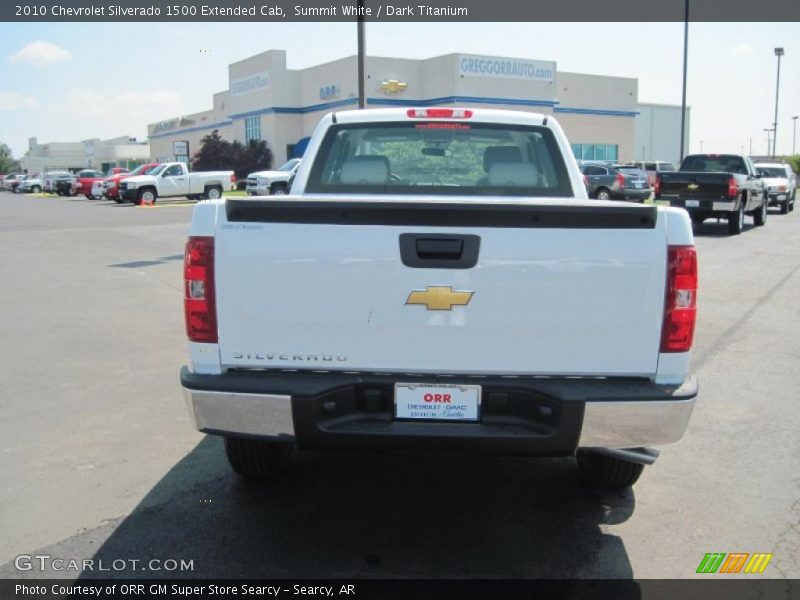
top-left (162, 171), bottom-right (169, 177)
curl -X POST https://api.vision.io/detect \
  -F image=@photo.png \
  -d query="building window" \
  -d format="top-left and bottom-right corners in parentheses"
top-left (571, 144), bottom-right (619, 162)
top-left (245, 116), bottom-right (261, 142)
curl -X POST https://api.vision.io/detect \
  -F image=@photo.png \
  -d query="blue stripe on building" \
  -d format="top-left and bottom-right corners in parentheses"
top-left (149, 120), bottom-right (233, 139)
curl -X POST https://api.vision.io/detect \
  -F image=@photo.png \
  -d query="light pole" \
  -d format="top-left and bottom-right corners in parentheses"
top-left (793, 116), bottom-right (798, 155)
top-left (700, 140), bottom-right (703, 153)
top-left (356, 0), bottom-right (366, 109)
top-left (764, 128), bottom-right (773, 156)
top-left (772, 47), bottom-right (784, 157)
top-left (679, 0), bottom-right (689, 162)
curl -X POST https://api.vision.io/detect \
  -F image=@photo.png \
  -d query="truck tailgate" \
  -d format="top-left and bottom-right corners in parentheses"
top-left (214, 198), bottom-right (668, 377)
top-left (659, 172), bottom-right (731, 200)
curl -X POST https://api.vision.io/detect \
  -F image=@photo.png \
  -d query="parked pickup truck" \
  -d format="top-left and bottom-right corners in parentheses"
top-left (180, 107), bottom-right (699, 490)
top-left (246, 158), bottom-right (302, 196)
top-left (120, 162), bottom-right (235, 205)
top-left (95, 162), bottom-right (160, 203)
top-left (76, 168), bottom-right (119, 199)
top-left (655, 153), bottom-right (768, 235)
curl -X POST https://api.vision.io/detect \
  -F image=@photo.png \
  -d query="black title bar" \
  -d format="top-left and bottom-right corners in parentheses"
top-left (4, 579), bottom-right (800, 600)
top-left (3, 0), bottom-right (800, 22)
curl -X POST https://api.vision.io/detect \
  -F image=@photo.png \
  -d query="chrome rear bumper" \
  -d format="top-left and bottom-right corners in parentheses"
top-left (182, 374), bottom-right (697, 453)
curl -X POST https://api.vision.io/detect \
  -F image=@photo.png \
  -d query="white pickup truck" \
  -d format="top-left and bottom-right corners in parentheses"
top-left (120, 162), bottom-right (235, 205)
top-left (180, 108), bottom-right (699, 489)
top-left (246, 158), bottom-right (302, 196)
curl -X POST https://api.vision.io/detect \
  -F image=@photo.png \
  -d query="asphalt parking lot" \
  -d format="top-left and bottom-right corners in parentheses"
top-left (0, 191), bottom-right (798, 580)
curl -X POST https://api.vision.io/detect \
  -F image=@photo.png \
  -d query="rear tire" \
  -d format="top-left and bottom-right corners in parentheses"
top-left (224, 437), bottom-right (294, 480)
top-left (596, 187), bottom-right (611, 201)
top-left (727, 201), bottom-right (744, 235)
top-left (576, 450), bottom-right (644, 489)
top-left (754, 199), bottom-right (767, 226)
top-left (204, 185), bottom-right (223, 200)
top-left (32, 185), bottom-right (41, 193)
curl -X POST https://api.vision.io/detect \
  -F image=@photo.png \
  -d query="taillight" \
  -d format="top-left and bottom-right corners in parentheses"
top-left (727, 176), bottom-right (739, 198)
top-left (615, 172), bottom-right (626, 187)
top-left (582, 174), bottom-right (589, 187)
top-left (407, 108), bottom-right (473, 118)
top-left (184, 236), bottom-right (217, 343)
top-left (654, 175), bottom-right (662, 198)
top-left (660, 245), bottom-right (698, 353)
top-left (230, 173), bottom-right (236, 184)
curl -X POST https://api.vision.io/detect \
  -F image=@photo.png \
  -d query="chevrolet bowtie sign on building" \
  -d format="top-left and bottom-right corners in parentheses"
top-left (378, 79), bottom-right (408, 94)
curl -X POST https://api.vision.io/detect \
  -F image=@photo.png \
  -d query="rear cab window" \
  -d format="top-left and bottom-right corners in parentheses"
top-left (680, 155), bottom-right (747, 174)
top-left (305, 121), bottom-right (574, 197)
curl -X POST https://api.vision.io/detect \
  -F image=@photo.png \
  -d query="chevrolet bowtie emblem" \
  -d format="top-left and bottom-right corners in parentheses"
top-left (687, 183), bottom-right (699, 190)
top-left (406, 286), bottom-right (474, 311)
top-left (379, 79), bottom-right (408, 94)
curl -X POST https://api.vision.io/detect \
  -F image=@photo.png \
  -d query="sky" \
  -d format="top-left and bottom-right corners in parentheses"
top-left (1, 22), bottom-right (799, 159)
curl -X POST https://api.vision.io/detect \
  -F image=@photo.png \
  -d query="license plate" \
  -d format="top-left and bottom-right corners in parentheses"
top-left (777, 194), bottom-right (786, 200)
top-left (394, 383), bottom-right (481, 422)
top-left (685, 200), bottom-right (700, 208)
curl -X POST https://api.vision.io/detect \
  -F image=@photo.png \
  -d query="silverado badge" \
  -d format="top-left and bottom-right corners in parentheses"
top-left (687, 183), bottom-right (699, 190)
top-left (406, 286), bottom-right (474, 311)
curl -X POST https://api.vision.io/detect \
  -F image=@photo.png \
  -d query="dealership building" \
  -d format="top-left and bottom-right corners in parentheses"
top-left (148, 49), bottom-right (689, 168)
top-left (20, 136), bottom-right (150, 173)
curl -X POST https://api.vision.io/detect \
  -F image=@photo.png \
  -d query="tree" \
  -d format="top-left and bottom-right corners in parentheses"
top-left (0, 142), bottom-right (19, 173)
top-left (786, 155), bottom-right (800, 177)
top-left (190, 131), bottom-right (273, 180)
top-left (191, 130), bottom-right (235, 172)
top-left (230, 139), bottom-right (273, 180)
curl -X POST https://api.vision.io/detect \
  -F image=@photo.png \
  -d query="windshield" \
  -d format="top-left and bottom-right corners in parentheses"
top-left (277, 159), bottom-right (300, 172)
top-left (306, 122), bottom-right (572, 197)
top-left (616, 167), bottom-right (647, 177)
top-left (149, 165), bottom-right (167, 176)
top-left (757, 167), bottom-right (788, 178)
top-left (130, 164), bottom-right (156, 176)
top-left (681, 155), bottom-right (747, 174)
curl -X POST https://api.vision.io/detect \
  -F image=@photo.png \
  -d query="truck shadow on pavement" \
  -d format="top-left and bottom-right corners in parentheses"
top-left (71, 436), bottom-right (637, 579)
top-left (692, 221), bottom-right (756, 237)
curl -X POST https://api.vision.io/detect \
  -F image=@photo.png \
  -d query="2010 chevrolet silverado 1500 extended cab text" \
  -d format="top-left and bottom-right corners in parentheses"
top-left (180, 108), bottom-right (699, 490)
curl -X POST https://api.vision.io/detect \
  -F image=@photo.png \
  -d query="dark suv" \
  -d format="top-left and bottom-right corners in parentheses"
top-left (579, 163), bottom-right (651, 202)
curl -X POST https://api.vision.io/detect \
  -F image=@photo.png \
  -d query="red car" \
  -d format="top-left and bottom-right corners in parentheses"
top-left (101, 163), bottom-right (160, 203)
top-left (73, 169), bottom-right (111, 199)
